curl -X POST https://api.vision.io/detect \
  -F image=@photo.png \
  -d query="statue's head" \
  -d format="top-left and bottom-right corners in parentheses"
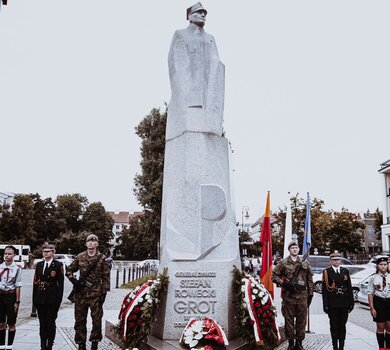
top-left (187, 2), bottom-right (207, 28)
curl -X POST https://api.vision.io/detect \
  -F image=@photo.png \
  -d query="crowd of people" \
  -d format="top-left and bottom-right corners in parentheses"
top-left (0, 234), bottom-right (110, 350)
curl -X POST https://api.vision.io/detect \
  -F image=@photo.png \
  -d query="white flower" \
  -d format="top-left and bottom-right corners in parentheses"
top-left (252, 295), bottom-right (256, 300)
top-left (184, 334), bottom-right (194, 344)
top-left (242, 302), bottom-right (247, 308)
top-left (189, 339), bottom-right (199, 348)
top-left (194, 332), bottom-right (203, 340)
top-left (261, 293), bottom-right (269, 305)
top-left (184, 328), bottom-right (194, 336)
top-left (241, 285), bottom-right (246, 292)
top-left (252, 288), bottom-right (259, 294)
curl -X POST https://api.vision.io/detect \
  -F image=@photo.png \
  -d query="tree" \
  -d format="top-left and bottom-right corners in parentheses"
top-left (374, 207), bottom-right (383, 240)
top-left (55, 194), bottom-right (88, 233)
top-left (0, 194), bottom-right (36, 244)
top-left (82, 202), bottom-right (114, 251)
top-left (132, 107), bottom-right (167, 259)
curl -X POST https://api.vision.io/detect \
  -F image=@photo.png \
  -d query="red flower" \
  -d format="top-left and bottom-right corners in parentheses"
top-left (204, 346), bottom-right (214, 350)
top-left (249, 320), bottom-right (254, 325)
top-left (262, 313), bottom-right (267, 318)
top-left (255, 302), bottom-right (261, 308)
top-left (264, 319), bottom-right (269, 324)
top-left (263, 304), bottom-right (269, 310)
top-left (131, 314), bottom-right (137, 320)
top-left (133, 307), bottom-right (140, 313)
top-left (129, 322), bottom-right (135, 329)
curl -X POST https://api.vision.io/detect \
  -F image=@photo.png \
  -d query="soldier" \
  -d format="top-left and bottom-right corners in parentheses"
top-left (0, 245), bottom-right (22, 350)
top-left (66, 234), bottom-right (110, 350)
top-left (272, 241), bottom-right (314, 350)
top-left (33, 244), bottom-right (64, 350)
top-left (322, 253), bottom-right (354, 350)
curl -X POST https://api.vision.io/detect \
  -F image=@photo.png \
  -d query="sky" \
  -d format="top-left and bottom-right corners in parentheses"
top-left (1, 1), bottom-right (389, 223)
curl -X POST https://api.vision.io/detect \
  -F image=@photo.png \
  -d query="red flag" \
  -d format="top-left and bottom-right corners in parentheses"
top-left (260, 191), bottom-right (274, 298)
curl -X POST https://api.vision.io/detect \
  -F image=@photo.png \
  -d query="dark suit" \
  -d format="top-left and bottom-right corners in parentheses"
top-left (33, 260), bottom-right (64, 350)
top-left (322, 266), bottom-right (354, 349)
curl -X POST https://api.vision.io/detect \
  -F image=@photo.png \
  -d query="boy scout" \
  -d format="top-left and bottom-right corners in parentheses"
top-left (66, 234), bottom-right (110, 350)
top-left (272, 241), bottom-right (314, 350)
top-left (0, 245), bottom-right (22, 350)
top-left (33, 244), bottom-right (64, 350)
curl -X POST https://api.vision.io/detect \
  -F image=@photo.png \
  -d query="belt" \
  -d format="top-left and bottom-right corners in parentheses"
top-left (38, 281), bottom-right (57, 290)
top-left (0, 289), bottom-right (16, 294)
top-left (331, 287), bottom-right (346, 295)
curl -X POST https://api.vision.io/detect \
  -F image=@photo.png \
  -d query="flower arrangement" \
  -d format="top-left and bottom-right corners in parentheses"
top-left (116, 268), bottom-right (168, 349)
top-left (232, 266), bottom-right (280, 349)
top-left (180, 317), bottom-right (229, 350)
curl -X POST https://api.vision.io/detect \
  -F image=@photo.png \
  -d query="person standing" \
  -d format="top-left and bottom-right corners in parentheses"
top-left (367, 256), bottom-right (390, 350)
top-left (0, 245), bottom-right (22, 350)
top-left (272, 241), bottom-right (314, 350)
top-left (322, 253), bottom-right (354, 350)
top-left (66, 234), bottom-right (110, 350)
top-left (33, 244), bottom-right (64, 350)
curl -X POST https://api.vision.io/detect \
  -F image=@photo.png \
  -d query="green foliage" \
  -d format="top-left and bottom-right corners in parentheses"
top-left (55, 193), bottom-right (88, 234)
top-left (374, 207), bottom-right (383, 240)
top-left (82, 202), bottom-right (114, 251)
top-left (130, 107), bottom-right (167, 259)
top-left (120, 273), bottom-right (157, 289)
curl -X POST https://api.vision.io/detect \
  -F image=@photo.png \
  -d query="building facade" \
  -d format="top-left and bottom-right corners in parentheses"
top-left (379, 160), bottom-right (390, 253)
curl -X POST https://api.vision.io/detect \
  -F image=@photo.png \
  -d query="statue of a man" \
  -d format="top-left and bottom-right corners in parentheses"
top-left (167, 2), bottom-right (225, 139)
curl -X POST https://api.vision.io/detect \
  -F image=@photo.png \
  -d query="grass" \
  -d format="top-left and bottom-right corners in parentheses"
top-left (120, 273), bottom-right (157, 289)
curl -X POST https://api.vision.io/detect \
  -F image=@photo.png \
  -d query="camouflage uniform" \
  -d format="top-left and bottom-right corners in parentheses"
top-left (66, 251), bottom-right (110, 345)
top-left (272, 256), bottom-right (314, 342)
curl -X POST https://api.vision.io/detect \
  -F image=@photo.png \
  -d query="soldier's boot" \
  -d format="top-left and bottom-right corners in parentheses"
top-left (331, 337), bottom-right (338, 350)
top-left (78, 343), bottom-right (86, 350)
top-left (338, 339), bottom-right (344, 350)
top-left (91, 341), bottom-right (98, 350)
top-left (46, 339), bottom-right (54, 350)
top-left (287, 340), bottom-right (295, 350)
top-left (295, 340), bottom-right (305, 350)
top-left (40, 339), bottom-right (47, 350)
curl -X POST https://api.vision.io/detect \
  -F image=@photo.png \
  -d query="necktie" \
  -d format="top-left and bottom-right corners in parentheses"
top-left (44, 263), bottom-right (49, 274)
top-left (336, 269), bottom-right (339, 275)
top-left (383, 275), bottom-right (387, 290)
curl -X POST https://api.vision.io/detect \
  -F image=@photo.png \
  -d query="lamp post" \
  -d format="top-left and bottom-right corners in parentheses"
top-left (241, 206), bottom-right (250, 232)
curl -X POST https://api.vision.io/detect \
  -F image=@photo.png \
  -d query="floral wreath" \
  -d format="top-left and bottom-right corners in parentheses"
top-left (232, 266), bottom-right (280, 349)
top-left (116, 268), bottom-right (168, 349)
top-left (180, 317), bottom-right (229, 350)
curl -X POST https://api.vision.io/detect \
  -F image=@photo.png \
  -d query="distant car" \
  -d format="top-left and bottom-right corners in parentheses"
top-left (357, 273), bottom-right (375, 305)
top-left (54, 254), bottom-right (75, 267)
top-left (306, 255), bottom-right (353, 274)
top-left (137, 259), bottom-right (159, 271)
top-left (313, 264), bottom-right (375, 301)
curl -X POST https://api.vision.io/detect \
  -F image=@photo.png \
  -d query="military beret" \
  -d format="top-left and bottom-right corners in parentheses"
top-left (376, 256), bottom-right (388, 265)
top-left (288, 241), bottom-right (299, 250)
top-left (86, 234), bottom-right (99, 242)
top-left (187, 2), bottom-right (207, 20)
top-left (330, 252), bottom-right (342, 260)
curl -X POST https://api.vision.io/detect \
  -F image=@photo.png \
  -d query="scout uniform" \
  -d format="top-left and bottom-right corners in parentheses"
top-left (33, 245), bottom-right (64, 350)
top-left (322, 253), bottom-right (354, 350)
top-left (367, 256), bottom-right (390, 349)
top-left (0, 257), bottom-right (22, 349)
top-left (66, 234), bottom-right (110, 350)
top-left (272, 242), bottom-right (314, 350)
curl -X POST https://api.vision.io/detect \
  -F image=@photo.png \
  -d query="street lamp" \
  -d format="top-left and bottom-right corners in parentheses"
top-left (241, 206), bottom-right (250, 232)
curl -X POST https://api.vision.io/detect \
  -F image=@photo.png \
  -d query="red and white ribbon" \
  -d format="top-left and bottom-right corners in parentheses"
top-left (244, 278), bottom-right (263, 345)
top-left (119, 281), bottom-right (157, 339)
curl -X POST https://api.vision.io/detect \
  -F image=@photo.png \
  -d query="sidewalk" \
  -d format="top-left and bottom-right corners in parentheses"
top-left (13, 288), bottom-right (378, 350)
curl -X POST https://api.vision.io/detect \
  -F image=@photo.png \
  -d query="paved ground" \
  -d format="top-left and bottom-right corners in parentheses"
top-left (11, 283), bottom-right (379, 349)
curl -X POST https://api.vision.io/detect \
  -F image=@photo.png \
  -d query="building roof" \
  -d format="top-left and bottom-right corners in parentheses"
top-left (378, 159), bottom-right (390, 174)
top-left (107, 210), bottom-right (144, 224)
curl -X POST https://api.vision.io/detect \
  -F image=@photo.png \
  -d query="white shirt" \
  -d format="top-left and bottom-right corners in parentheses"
top-left (332, 266), bottom-right (340, 274)
top-left (0, 262), bottom-right (22, 291)
top-left (367, 272), bottom-right (390, 298)
top-left (43, 259), bottom-right (53, 273)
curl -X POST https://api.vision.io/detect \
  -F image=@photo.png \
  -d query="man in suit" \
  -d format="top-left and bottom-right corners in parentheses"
top-left (33, 244), bottom-right (64, 350)
top-left (322, 252), bottom-right (354, 350)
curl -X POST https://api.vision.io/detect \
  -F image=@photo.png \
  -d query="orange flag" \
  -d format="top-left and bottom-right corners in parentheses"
top-left (260, 191), bottom-right (274, 298)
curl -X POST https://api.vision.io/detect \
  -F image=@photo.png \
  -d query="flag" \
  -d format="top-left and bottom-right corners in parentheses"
top-left (283, 192), bottom-right (292, 259)
top-left (260, 191), bottom-right (274, 298)
top-left (302, 192), bottom-right (311, 260)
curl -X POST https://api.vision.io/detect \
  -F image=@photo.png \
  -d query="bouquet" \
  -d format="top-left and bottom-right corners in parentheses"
top-left (233, 266), bottom-right (280, 349)
top-left (180, 317), bottom-right (229, 350)
top-left (117, 268), bottom-right (168, 349)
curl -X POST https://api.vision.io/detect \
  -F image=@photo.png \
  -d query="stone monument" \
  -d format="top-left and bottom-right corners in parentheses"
top-left (152, 2), bottom-right (241, 343)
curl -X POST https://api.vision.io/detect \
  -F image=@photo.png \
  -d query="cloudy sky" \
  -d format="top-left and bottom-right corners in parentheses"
top-left (1, 1), bottom-right (389, 222)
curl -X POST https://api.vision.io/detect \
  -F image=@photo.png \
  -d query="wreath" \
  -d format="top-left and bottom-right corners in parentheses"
top-left (179, 317), bottom-right (229, 350)
top-left (232, 266), bottom-right (280, 349)
top-left (116, 268), bottom-right (168, 349)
